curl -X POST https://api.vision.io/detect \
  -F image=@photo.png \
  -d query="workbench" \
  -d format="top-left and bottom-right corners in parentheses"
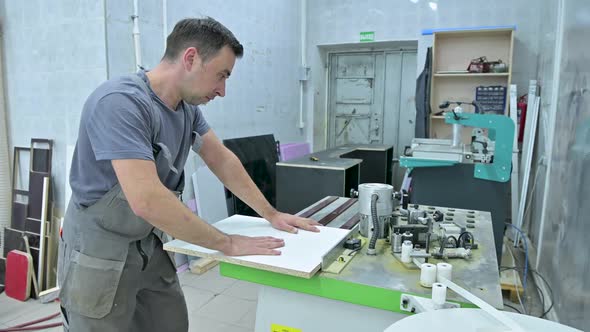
top-left (219, 197), bottom-right (503, 332)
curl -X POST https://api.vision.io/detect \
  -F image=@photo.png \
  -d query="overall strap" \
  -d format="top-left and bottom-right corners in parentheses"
top-left (128, 73), bottom-right (178, 174)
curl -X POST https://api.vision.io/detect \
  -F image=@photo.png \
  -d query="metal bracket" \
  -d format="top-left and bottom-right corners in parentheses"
top-left (321, 227), bottom-right (359, 271)
top-left (399, 156), bottom-right (458, 169)
top-left (401, 113), bottom-right (514, 182)
top-left (400, 294), bottom-right (460, 314)
top-left (445, 113), bottom-right (514, 182)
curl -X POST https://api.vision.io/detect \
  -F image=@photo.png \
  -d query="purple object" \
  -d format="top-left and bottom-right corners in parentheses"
top-left (185, 199), bottom-right (198, 214)
top-left (279, 142), bottom-right (310, 161)
top-left (176, 262), bottom-right (189, 274)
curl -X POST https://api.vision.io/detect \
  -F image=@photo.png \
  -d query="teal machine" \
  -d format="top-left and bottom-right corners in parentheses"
top-left (400, 101), bottom-right (515, 183)
top-left (399, 101), bottom-right (515, 264)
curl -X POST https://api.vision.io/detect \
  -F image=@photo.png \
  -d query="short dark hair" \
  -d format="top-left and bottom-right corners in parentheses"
top-left (163, 17), bottom-right (244, 62)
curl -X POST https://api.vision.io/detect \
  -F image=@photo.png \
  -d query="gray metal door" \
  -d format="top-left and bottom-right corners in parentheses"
top-left (328, 53), bottom-right (385, 147)
top-left (327, 50), bottom-right (417, 186)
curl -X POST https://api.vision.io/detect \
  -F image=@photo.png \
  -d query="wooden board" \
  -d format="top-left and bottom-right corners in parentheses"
top-left (189, 258), bottom-right (218, 275)
top-left (0, 257), bottom-right (5, 289)
top-left (24, 217), bottom-right (41, 234)
top-left (500, 243), bottom-right (524, 303)
top-left (27, 171), bottom-right (50, 220)
top-left (164, 215), bottom-right (351, 279)
top-left (500, 269), bottom-right (523, 303)
top-left (509, 85), bottom-right (520, 242)
top-left (11, 201), bottom-right (27, 231)
top-left (317, 198), bottom-right (357, 226)
top-left (39, 286), bottom-right (60, 303)
top-left (22, 235), bottom-right (39, 298)
top-left (299, 196), bottom-right (338, 218)
top-left (45, 217), bottom-right (60, 290)
top-left (38, 177), bottom-right (50, 291)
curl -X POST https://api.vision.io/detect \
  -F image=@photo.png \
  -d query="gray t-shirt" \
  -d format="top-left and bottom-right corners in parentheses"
top-left (70, 70), bottom-right (210, 208)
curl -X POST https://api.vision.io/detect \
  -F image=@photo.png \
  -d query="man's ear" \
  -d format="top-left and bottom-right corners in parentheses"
top-left (182, 47), bottom-right (200, 71)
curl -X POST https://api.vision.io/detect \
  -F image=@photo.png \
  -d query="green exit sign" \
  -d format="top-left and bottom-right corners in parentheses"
top-left (360, 31), bottom-right (375, 42)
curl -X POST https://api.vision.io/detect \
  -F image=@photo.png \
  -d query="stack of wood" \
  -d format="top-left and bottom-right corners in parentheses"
top-left (500, 243), bottom-right (524, 303)
top-left (1, 138), bottom-right (58, 300)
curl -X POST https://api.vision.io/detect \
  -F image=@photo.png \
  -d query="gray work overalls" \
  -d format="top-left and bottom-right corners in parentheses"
top-left (57, 75), bottom-right (202, 331)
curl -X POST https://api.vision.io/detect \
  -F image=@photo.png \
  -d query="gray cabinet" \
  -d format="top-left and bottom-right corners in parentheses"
top-left (276, 144), bottom-right (392, 214)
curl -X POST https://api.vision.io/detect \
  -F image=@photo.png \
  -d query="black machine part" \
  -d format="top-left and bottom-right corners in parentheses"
top-left (367, 194), bottom-right (380, 255)
top-left (438, 100), bottom-right (482, 114)
top-left (344, 238), bottom-right (362, 250)
top-left (433, 210), bottom-right (444, 222)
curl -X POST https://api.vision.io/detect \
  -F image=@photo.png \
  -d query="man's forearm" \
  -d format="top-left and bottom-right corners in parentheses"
top-left (133, 183), bottom-right (231, 252)
top-left (208, 150), bottom-right (278, 220)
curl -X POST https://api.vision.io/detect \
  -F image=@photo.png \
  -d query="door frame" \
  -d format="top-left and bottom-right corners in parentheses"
top-left (327, 51), bottom-right (381, 147)
top-left (316, 41), bottom-right (418, 151)
top-left (325, 47), bottom-right (417, 148)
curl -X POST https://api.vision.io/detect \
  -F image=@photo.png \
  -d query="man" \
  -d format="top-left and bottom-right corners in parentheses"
top-left (58, 17), bottom-right (320, 331)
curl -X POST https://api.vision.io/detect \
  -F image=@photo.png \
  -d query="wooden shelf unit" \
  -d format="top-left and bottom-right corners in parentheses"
top-left (429, 28), bottom-right (514, 141)
top-left (433, 73), bottom-right (510, 77)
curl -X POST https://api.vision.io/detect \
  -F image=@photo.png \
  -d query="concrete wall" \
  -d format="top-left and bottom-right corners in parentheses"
top-left (2, 0), bottom-right (307, 213)
top-left (527, 0), bottom-right (590, 329)
top-left (1, 0), bottom-right (108, 215)
top-left (526, 0), bottom-right (559, 252)
top-left (162, 1), bottom-right (308, 206)
top-left (166, 0), bottom-right (307, 148)
top-left (307, 0), bottom-right (543, 149)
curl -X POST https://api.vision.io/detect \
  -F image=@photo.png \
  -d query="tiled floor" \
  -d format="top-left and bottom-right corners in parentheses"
top-left (0, 265), bottom-right (258, 332)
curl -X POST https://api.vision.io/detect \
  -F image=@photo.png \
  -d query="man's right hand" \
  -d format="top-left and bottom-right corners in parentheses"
top-left (220, 234), bottom-right (285, 256)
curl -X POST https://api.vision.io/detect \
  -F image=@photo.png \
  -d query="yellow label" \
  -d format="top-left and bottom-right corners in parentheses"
top-left (271, 323), bottom-right (302, 332)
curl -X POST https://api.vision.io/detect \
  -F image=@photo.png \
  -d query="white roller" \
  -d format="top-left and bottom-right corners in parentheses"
top-left (401, 240), bottom-right (413, 263)
top-left (420, 263), bottom-right (437, 288)
top-left (431, 282), bottom-right (447, 308)
top-left (436, 263), bottom-right (452, 282)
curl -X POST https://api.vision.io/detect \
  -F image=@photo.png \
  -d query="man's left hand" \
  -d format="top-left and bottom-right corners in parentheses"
top-left (267, 212), bottom-right (321, 234)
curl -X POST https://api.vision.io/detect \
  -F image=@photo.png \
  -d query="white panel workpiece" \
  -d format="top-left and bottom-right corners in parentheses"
top-left (164, 215), bottom-right (351, 278)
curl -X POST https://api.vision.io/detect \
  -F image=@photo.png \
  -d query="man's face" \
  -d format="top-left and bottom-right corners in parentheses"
top-left (181, 45), bottom-right (236, 105)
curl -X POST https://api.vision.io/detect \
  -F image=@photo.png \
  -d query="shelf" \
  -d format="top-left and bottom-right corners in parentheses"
top-left (429, 27), bottom-right (513, 141)
top-left (434, 73), bottom-right (509, 77)
top-left (434, 28), bottom-right (514, 39)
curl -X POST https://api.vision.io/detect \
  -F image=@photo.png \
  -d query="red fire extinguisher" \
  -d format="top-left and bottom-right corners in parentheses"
top-left (517, 95), bottom-right (528, 143)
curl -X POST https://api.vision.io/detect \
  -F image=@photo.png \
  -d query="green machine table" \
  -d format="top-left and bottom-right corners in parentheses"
top-left (219, 197), bottom-right (503, 332)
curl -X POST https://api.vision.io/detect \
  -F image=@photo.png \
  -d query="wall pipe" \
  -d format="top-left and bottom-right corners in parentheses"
top-left (132, 0), bottom-right (142, 70)
top-left (162, 0), bottom-right (167, 50)
top-left (298, 0), bottom-right (307, 129)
